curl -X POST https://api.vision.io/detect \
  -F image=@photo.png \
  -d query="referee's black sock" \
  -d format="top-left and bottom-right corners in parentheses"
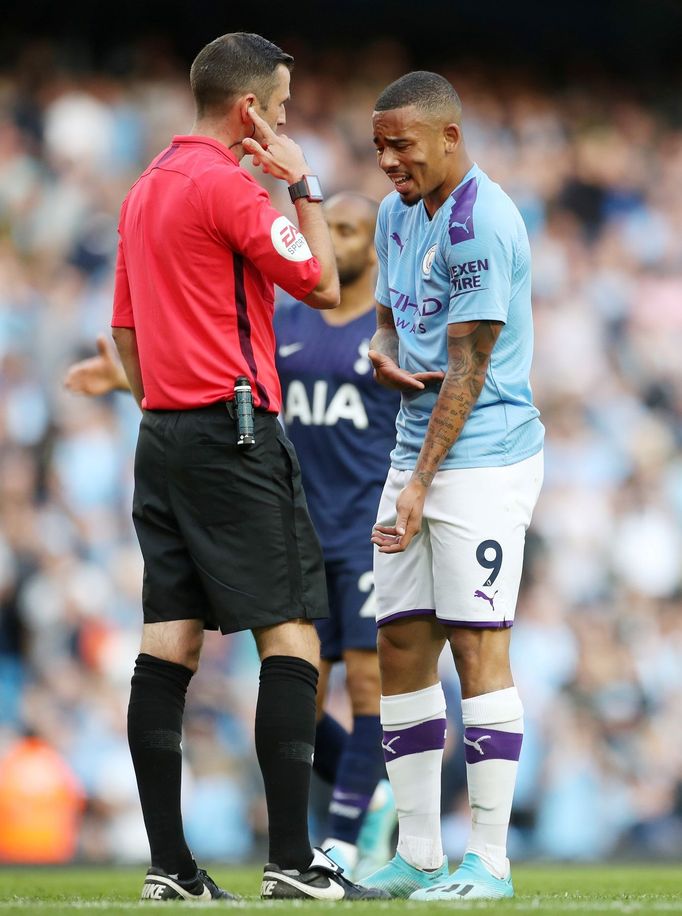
top-left (127, 653), bottom-right (196, 879)
top-left (255, 655), bottom-right (318, 871)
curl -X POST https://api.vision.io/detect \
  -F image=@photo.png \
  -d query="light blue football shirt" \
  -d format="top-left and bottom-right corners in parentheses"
top-left (375, 162), bottom-right (544, 469)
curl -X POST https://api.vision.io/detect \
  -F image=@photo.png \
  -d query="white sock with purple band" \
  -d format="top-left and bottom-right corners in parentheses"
top-left (461, 686), bottom-right (524, 880)
top-left (380, 684), bottom-right (447, 870)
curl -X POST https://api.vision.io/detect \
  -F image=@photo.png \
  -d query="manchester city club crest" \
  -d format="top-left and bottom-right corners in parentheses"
top-left (422, 243), bottom-right (437, 277)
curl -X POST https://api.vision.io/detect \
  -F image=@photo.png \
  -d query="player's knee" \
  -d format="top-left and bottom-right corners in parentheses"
top-left (377, 621), bottom-right (443, 693)
top-left (377, 626), bottom-right (420, 679)
top-left (345, 660), bottom-right (381, 715)
top-left (376, 626), bottom-right (404, 669)
top-left (449, 629), bottom-right (512, 693)
top-left (450, 639), bottom-right (484, 678)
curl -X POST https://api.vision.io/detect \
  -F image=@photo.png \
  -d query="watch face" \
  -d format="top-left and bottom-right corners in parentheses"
top-left (305, 175), bottom-right (323, 200)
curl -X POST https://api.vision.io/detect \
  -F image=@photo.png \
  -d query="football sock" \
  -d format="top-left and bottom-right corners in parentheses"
top-left (461, 686), bottom-right (524, 880)
top-left (326, 714), bottom-right (385, 845)
top-left (255, 655), bottom-right (318, 871)
top-left (381, 683), bottom-right (447, 870)
top-left (314, 712), bottom-right (348, 785)
top-left (127, 653), bottom-right (195, 879)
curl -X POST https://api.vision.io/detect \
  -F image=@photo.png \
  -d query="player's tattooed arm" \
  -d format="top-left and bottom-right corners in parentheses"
top-left (412, 319), bottom-right (503, 487)
top-left (372, 319), bottom-right (501, 554)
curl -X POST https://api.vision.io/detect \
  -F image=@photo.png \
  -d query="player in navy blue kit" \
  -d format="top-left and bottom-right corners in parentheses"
top-left (275, 192), bottom-right (399, 878)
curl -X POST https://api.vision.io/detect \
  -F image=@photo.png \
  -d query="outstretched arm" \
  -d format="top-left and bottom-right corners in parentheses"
top-left (372, 319), bottom-right (503, 553)
top-left (64, 334), bottom-right (130, 396)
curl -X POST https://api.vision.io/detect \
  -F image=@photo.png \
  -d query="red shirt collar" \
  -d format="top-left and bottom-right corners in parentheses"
top-left (171, 134), bottom-right (240, 166)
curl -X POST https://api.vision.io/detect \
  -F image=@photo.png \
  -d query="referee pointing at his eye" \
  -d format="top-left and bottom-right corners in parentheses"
top-left (111, 32), bottom-right (386, 903)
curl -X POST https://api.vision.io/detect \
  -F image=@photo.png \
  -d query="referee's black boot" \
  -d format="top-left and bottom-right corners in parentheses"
top-left (140, 866), bottom-right (239, 901)
top-left (261, 847), bottom-right (390, 900)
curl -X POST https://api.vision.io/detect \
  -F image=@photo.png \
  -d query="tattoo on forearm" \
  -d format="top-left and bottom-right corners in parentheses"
top-left (413, 321), bottom-right (502, 486)
top-left (413, 470), bottom-right (433, 488)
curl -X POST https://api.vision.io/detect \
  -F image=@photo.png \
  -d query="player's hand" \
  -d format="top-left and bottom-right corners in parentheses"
top-left (64, 334), bottom-right (129, 396)
top-left (242, 108), bottom-right (310, 185)
top-left (368, 350), bottom-right (445, 392)
top-left (371, 480), bottom-right (427, 553)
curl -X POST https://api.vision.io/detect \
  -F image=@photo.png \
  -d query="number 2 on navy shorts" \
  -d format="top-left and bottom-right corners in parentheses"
top-left (316, 558), bottom-right (379, 659)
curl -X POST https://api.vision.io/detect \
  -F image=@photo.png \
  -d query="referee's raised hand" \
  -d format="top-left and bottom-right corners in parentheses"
top-left (243, 108), bottom-right (310, 184)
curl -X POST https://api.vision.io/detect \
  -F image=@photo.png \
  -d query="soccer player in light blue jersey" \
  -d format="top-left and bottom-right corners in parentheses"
top-left (360, 72), bottom-right (545, 902)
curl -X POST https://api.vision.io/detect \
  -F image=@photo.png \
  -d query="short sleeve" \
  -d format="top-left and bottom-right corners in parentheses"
top-left (445, 223), bottom-right (512, 325)
top-left (374, 197), bottom-right (391, 307)
top-left (111, 238), bottom-right (134, 328)
top-left (202, 167), bottom-right (321, 301)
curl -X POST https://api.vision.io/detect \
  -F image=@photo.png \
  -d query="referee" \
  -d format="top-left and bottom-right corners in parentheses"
top-left (111, 32), bottom-right (384, 902)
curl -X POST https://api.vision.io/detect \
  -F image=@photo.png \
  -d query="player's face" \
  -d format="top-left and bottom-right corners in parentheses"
top-left (372, 106), bottom-right (451, 211)
top-left (324, 200), bottom-right (375, 286)
top-left (256, 64), bottom-right (291, 132)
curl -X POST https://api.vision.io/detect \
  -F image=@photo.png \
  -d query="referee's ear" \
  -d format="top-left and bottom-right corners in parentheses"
top-left (240, 95), bottom-right (257, 125)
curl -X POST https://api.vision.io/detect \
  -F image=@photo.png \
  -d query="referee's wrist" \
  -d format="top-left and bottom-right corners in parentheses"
top-left (285, 167), bottom-right (311, 185)
top-left (288, 174), bottom-right (324, 204)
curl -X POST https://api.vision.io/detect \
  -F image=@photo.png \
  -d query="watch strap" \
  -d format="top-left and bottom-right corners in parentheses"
top-left (288, 175), bottom-right (323, 203)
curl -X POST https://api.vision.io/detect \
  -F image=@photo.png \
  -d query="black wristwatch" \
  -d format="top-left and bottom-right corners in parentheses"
top-left (288, 174), bottom-right (324, 203)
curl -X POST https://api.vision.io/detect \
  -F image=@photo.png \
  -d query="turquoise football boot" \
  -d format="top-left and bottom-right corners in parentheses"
top-left (360, 850), bottom-right (449, 898)
top-left (409, 852), bottom-right (514, 901)
top-left (354, 780), bottom-right (398, 880)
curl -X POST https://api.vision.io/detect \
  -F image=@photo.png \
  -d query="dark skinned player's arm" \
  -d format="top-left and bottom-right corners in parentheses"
top-left (368, 303), bottom-right (444, 392)
top-left (412, 319), bottom-right (503, 487)
top-left (370, 302), bottom-right (400, 363)
top-left (372, 318), bottom-right (502, 552)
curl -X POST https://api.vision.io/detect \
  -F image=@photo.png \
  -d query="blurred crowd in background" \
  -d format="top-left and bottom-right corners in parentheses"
top-left (0, 38), bottom-right (681, 866)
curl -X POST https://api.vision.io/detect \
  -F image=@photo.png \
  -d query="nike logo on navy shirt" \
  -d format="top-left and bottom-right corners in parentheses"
top-left (279, 342), bottom-right (304, 357)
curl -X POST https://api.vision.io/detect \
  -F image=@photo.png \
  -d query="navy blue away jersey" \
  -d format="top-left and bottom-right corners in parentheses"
top-left (274, 300), bottom-right (400, 560)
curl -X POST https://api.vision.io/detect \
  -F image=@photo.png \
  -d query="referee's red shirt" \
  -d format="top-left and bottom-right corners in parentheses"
top-left (111, 135), bottom-right (322, 412)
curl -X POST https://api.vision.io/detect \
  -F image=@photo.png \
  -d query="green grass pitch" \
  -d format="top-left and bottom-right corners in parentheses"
top-left (0, 865), bottom-right (680, 914)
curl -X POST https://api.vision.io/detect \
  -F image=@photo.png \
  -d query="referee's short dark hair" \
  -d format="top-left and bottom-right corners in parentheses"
top-left (190, 32), bottom-right (294, 118)
top-left (375, 71), bottom-right (462, 122)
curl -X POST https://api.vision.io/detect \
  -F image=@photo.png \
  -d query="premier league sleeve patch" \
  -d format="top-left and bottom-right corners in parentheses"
top-left (271, 215), bottom-right (313, 262)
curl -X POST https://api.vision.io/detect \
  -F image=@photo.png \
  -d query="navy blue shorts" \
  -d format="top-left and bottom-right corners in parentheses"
top-left (315, 553), bottom-right (378, 661)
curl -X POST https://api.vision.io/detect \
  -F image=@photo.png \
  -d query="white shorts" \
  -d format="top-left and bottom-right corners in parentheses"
top-left (373, 450), bottom-right (543, 628)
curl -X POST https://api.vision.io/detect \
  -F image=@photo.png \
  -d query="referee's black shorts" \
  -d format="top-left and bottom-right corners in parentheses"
top-left (132, 403), bottom-right (328, 634)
